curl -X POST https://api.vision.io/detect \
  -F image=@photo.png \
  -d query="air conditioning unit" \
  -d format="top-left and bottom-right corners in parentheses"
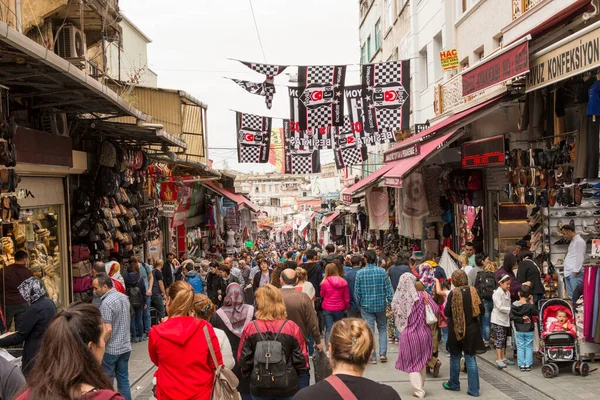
top-left (55, 24), bottom-right (86, 60)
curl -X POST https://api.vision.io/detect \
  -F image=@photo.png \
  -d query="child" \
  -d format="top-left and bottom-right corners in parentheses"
top-left (548, 310), bottom-right (576, 336)
top-left (510, 285), bottom-right (538, 371)
top-left (491, 274), bottom-right (514, 368)
top-left (435, 278), bottom-right (452, 357)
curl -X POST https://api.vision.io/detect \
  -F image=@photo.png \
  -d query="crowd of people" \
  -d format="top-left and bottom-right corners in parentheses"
top-left (0, 232), bottom-right (585, 399)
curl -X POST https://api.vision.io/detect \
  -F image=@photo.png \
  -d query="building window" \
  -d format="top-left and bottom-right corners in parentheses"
top-left (385, 0), bottom-right (394, 30)
top-left (474, 46), bottom-right (484, 62)
top-left (374, 20), bottom-right (381, 51)
top-left (255, 187), bottom-right (259, 193)
top-left (367, 35), bottom-right (371, 61)
top-left (433, 32), bottom-right (443, 82)
top-left (495, 34), bottom-right (504, 50)
top-left (387, 47), bottom-right (399, 61)
top-left (361, 44), bottom-right (367, 64)
top-left (268, 184), bottom-right (273, 193)
top-left (261, 184), bottom-right (266, 193)
top-left (360, 0), bottom-right (369, 19)
top-left (460, 57), bottom-right (470, 71)
top-left (457, 0), bottom-right (479, 17)
top-left (419, 45), bottom-right (428, 91)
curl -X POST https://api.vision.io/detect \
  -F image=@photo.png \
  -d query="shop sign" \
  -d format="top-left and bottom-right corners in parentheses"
top-left (463, 42), bottom-right (529, 96)
top-left (223, 199), bottom-right (237, 208)
top-left (461, 135), bottom-right (506, 167)
top-left (414, 123), bottom-right (430, 134)
top-left (527, 28), bottom-right (600, 92)
top-left (162, 202), bottom-right (176, 217)
top-left (440, 49), bottom-right (459, 71)
top-left (384, 177), bottom-right (402, 187)
top-left (383, 142), bottom-right (420, 163)
top-left (342, 193), bottom-right (353, 203)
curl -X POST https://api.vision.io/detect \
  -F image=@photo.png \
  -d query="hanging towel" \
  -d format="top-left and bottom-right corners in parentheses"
top-left (402, 169), bottom-right (430, 218)
top-left (366, 187), bottom-right (390, 230)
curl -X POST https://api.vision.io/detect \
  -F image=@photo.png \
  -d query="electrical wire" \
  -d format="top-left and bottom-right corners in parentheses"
top-left (248, 0), bottom-right (267, 63)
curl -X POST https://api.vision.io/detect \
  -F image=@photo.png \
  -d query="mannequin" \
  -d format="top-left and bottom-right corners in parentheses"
top-left (226, 228), bottom-right (236, 247)
top-left (43, 264), bottom-right (60, 307)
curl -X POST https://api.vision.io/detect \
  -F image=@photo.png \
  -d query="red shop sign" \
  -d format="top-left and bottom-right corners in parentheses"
top-left (383, 142), bottom-right (420, 163)
top-left (342, 193), bottom-right (353, 203)
top-left (462, 42), bottom-right (529, 96)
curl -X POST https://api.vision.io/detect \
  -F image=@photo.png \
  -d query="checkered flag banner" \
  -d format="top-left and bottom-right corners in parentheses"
top-left (229, 78), bottom-right (276, 109)
top-left (296, 65), bottom-right (346, 131)
top-left (238, 61), bottom-right (288, 77)
top-left (288, 87), bottom-right (335, 150)
top-left (345, 85), bottom-right (396, 146)
top-left (333, 116), bottom-right (368, 169)
top-left (283, 119), bottom-right (321, 174)
top-left (236, 112), bottom-right (272, 163)
top-left (362, 60), bottom-right (410, 133)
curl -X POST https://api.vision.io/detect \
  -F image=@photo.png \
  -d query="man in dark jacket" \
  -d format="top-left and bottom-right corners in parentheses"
top-left (303, 249), bottom-right (324, 332)
top-left (321, 244), bottom-right (337, 265)
top-left (0, 250), bottom-right (33, 332)
top-left (344, 255), bottom-right (364, 318)
top-left (206, 262), bottom-right (226, 307)
top-left (387, 252), bottom-right (413, 291)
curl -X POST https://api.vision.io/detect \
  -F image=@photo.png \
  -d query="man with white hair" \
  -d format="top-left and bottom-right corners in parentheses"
top-left (224, 257), bottom-right (244, 286)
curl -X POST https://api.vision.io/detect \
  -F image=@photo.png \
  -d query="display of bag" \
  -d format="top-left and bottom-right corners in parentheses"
top-left (99, 141), bottom-right (117, 168)
top-left (72, 245), bottom-right (91, 263)
top-left (72, 260), bottom-right (92, 278)
top-left (73, 276), bottom-right (93, 293)
top-left (203, 326), bottom-right (241, 400)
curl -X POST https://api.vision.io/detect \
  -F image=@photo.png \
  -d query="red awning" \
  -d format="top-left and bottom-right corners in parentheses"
top-left (322, 212), bottom-right (341, 226)
top-left (203, 181), bottom-right (258, 212)
top-left (344, 162), bottom-right (399, 199)
top-left (383, 130), bottom-right (459, 187)
top-left (283, 225), bottom-right (292, 233)
top-left (383, 95), bottom-right (504, 162)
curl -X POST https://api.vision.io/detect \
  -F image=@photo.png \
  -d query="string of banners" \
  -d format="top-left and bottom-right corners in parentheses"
top-left (232, 60), bottom-right (410, 173)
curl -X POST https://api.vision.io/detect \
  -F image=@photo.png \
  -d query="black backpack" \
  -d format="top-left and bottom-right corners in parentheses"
top-left (475, 271), bottom-right (497, 300)
top-left (251, 320), bottom-right (289, 390)
top-left (127, 277), bottom-right (143, 308)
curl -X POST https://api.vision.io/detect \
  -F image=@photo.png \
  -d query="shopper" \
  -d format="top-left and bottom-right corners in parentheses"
top-left (443, 269), bottom-right (484, 397)
top-left (163, 252), bottom-right (176, 288)
top-left (149, 281), bottom-right (223, 400)
top-left (474, 259), bottom-right (498, 348)
top-left (92, 273), bottom-right (132, 400)
top-left (193, 294), bottom-right (235, 369)
top-left (447, 241), bottom-right (476, 269)
top-left (343, 255), bottom-right (363, 318)
top-left (252, 259), bottom-right (272, 291)
top-left (560, 224), bottom-right (586, 304)
top-left (220, 263), bottom-right (241, 287)
top-left (510, 285), bottom-right (538, 371)
top-left (496, 253), bottom-right (529, 301)
top-left (387, 252), bottom-right (412, 290)
top-left (320, 263), bottom-right (350, 345)
top-left (151, 260), bottom-right (166, 320)
top-left (104, 260), bottom-right (126, 294)
top-left (516, 250), bottom-right (544, 305)
top-left (0, 356), bottom-right (25, 400)
top-left (354, 250), bottom-right (394, 364)
top-left (467, 254), bottom-right (486, 287)
top-left (122, 260), bottom-right (147, 343)
top-left (0, 277), bottom-right (56, 375)
top-left (207, 261), bottom-right (226, 308)
top-left (392, 273), bottom-right (440, 398)
top-left (136, 257), bottom-right (154, 337)
top-left (491, 274), bottom-right (514, 369)
top-left (0, 250), bottom-right (33, 332)
top-left (294, 267), bottom-right (316, 302)
top-left (293, 318), bottom-right (400, 400)
top-left (16, 302), bottom-right (125, 399)
top-left (238, 284), bottom-right (308, 400)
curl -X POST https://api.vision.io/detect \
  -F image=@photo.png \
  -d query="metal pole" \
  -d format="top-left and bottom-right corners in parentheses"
top-left (15, 0), bottom-right (22, 32)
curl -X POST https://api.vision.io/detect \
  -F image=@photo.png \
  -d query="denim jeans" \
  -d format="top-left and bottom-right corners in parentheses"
top-left (447, 352), bottom-right (479, 396)
top-left (323, 310), bottom-right (345, 344)
top-left (298, 370), bottom-right (310, 389)
top-left (515, 331), bottom-right (534, 367)
top-left (307, 334), bottom-right (314, 357)
top-left (565, 273), bottom-right (584, 304)
top-left (480, 299), bottom-right (493, 344)
top-left (361, 309), bottom-right (387, 360)
top-left (441, 327), bottom-right (448, 346)
top-left (151, 293), bottom-right (165, 320)
top-left (102, 351), bottom-right (132, 400)
top-left (130, 307), bottom-right (144, 340)
top-left (143, 296), bottom-right (151, 334)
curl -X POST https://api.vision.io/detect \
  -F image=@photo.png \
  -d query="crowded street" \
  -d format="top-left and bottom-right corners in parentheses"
top-left (0, 0), bottom-right (599, 399)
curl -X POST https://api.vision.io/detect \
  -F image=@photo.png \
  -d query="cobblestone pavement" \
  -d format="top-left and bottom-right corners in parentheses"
top-left (127, 335), bottom-right (600, 399)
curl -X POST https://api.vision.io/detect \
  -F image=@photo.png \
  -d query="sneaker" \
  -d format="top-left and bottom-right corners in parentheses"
top-left (580, 210), bottom-right (593, 217)
top-left (496, 360), bottom-right (507, 369)
top-left (525, 366), bottom-right (532, 371)
top-left (519, 366), bottom-right (526, 372)
top-left (503, 358), bottom-right (515, 366)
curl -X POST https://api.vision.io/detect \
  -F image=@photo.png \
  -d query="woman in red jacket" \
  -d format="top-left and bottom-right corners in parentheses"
top-left (149, 281), bottom-right (224, 400)
top-left (320, 263), bottom-right (350, 345)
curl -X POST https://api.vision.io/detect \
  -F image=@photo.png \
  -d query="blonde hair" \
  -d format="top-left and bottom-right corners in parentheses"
top-left (484, 261), bottom-right (499, 273)
top-left (193, 294), bottom-right (216, 321)
top-left (322, 263), bottom-right (340, 283)
top-left (255, 284), bottom-right (287, 321)
top-left (458, 254), bottom-right (468, 267)
top-left (296, 267), bottom-right (307, 283)
top-left (329, 318), bottom-right (374, 371)
top-left (166, 281), bottom-right (195, 318)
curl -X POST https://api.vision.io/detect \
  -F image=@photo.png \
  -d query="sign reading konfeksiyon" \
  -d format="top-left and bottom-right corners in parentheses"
top-left (527, 27), bottom-right (600, 92)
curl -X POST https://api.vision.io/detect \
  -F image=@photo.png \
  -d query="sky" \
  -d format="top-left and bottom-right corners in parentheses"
top-left (118, 0), bottom-right (360, 173)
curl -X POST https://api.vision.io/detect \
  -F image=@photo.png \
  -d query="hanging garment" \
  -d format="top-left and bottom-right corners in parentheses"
top-left (574, 104), bottom-right (589, 179)
top-left (366, 187), bottom-right (390, 230)
top-left (584, 267), bottom-right (596, 342)
top-left (587, 118), bottom-right (600, 179)
top-left (553, 88), bottom-right (566, 146)
top-left (402, 170), bottom-right (430, 218)
top-left (594, 270), bottom-right (600, 342)
top-left (422, 166), bottom-right (444, 218)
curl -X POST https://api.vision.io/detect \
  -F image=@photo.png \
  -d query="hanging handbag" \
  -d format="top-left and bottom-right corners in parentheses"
top-left (202, 325), bottom-right (241, 400)
top-left (424, 293), bottom-right (438, 325)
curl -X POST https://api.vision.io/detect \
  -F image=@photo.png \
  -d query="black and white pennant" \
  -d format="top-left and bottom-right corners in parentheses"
top-left (236, 112), bottom-right (272, 164)
top-left (283, 119), bottom-right (321, 175)
top-left (296, 65), bottom-right (346, 131)
top-left (333, 115), bottom-right (368, 169)
top-left (230, 78), bottom-right (276, 110)
top-left (345, 85), bottom-right (396, 146)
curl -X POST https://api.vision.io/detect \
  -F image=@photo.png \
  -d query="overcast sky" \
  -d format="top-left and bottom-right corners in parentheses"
top-left (119, 0), bottom-right (360, 173)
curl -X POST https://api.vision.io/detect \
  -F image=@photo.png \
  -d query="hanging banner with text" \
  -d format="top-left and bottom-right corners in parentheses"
top-left (462, 41), bottom-right (529, 96)
top-left (527, 27), bottom-right (600, 92)
top-left (440, 49), bottom-right (459, 71)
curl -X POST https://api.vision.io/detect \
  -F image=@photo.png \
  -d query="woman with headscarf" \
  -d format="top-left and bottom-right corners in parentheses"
top-left (418, 262), bottom-right (436, 295)
top-left (0, 277), bottom-right (56, 375)
top-left (105, 260), bottom-right (126, 294)
top-left (496, 253), bottom-right (529, 301)
top-left (392, 273), bottom-right (440, 398)
top-left (211, 283), bottom-right (254, 400)
top-left (442, 269), bottom-right (485, 397)
top-left (418, 262), bottom-right (442, 377)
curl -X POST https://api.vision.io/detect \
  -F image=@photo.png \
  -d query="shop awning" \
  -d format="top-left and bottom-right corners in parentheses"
top-left (322, 212), bottom-right (341, 226)
top-left (81, 121), bottom-right (187, 149)
top-left (383, 129), bottom-right (461, 187)
top-left (0, 21), bottom-right (150, 119)
top-left (342, 162), bottom-right (399, 202)
top-left (283, 225), bottom-right (292, 233)
top-left (203, 181), bottom-right (259, 212)
top-left (383, 95), bottom-right (505, 163)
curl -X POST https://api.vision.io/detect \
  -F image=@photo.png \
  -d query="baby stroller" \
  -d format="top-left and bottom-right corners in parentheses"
top-left (539, 298), bottom-right (590, 378)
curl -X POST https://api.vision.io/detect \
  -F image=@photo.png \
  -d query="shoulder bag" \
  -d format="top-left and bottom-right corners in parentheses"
top-left (325, 375), bottom-right (358, 400)
top-left (424, 293), bottom-right (438, 325)
top-left (203, 325), bottom-right (241, 400)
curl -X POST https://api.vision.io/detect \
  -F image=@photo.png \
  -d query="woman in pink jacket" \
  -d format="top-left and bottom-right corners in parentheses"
top-left (320, 263), bottom-right (350, 344)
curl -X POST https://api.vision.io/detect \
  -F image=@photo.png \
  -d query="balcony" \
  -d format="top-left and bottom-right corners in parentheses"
top-left (512, 0), bottom-right (544, 20)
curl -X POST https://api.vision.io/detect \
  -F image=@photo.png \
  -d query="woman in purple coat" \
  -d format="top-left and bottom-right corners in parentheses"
top-left (392, 273), bottom-right (439, 399)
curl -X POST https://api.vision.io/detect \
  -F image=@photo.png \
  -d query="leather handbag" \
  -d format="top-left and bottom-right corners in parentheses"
top-left (498, 221), bottom-right (529, 238)
top-left (203, 326), bottom-right (240, 400)
top-left (72, 244), bottom-right (91, 263)
top-left (73, 260), bottom-right (92, 278)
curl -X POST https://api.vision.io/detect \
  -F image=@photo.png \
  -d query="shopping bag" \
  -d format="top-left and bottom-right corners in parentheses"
top-left (313, 348), bottom-right (332, 382)
top-left (533, 322), bottom-right (540, 353)
top-left (439, 247), bottom-right (458, 278)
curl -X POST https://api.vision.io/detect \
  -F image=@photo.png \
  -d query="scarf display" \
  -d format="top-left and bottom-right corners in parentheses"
top-left (422, 166), bottom-right (444, 217)
top-left (333, 116), bottom-right (368, 169)
top-left (18, 277), bottom-right (46, 304)
top-left (236, 112), bottom-right (272, 163)
top-left (366, 187), bottom-right (389, 230)
top-left (391, 273), bottom-right (419, 332)
top-left (283, 120), bottom-right (321, 174)
top-left (296, 65), bottom-right (346, 130)
top-left (402, 169), bottom-right (430, 218)
top-left (450, 269), bottom-right (482, 341)
top-left (362, 60), bottom-right (410, 133)
top-left (418, 262), bottom-right (436, 294)
top-left (230, 78), bottom-right (276, 110)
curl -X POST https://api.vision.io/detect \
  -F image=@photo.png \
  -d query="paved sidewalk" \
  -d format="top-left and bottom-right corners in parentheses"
top-left (128, 341), bottom-right (156, 399)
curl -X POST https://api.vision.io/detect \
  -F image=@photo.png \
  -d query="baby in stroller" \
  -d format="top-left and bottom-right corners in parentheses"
top-left (546, 310), bottom-right (576, 337)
